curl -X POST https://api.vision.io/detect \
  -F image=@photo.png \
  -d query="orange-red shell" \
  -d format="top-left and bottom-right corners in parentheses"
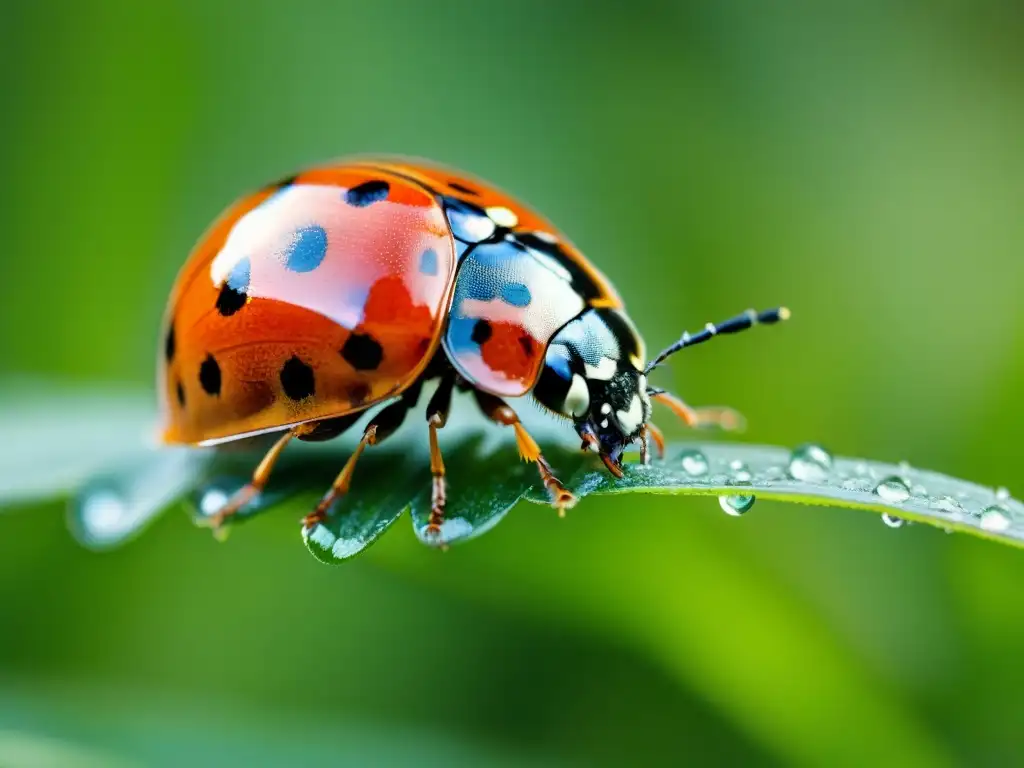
top-left (158, 158), bottom-right (622, 446)
top-left (159, 165), bottom-right (456, 445)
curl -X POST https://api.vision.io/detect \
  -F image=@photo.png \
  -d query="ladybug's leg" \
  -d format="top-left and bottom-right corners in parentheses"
top-left (650, 390), bottom-right (746, 432)
top-left (473, 391), bottom-right (577, 514)
top-left (638, 423), bottom-right (666, 464)
top-left (425, 374), bottom-right (456, 538)
top-left (643, 422), bottom-right (666, 461)
top-left (302, 393), bottom-right (416, 529)
top-left (199, 423), bottom-right (317, 532)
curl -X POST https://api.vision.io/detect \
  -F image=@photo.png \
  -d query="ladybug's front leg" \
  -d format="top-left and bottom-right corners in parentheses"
top-left (473, 391), bottom-right (577, 514)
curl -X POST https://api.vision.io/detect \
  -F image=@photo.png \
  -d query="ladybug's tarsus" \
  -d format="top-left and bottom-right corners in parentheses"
top-left (473, 390), bottom-right (577, 513)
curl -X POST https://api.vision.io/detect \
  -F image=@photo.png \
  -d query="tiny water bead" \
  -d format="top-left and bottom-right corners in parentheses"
top-left (882, 513), bottom-right (907, 529)
top-left (995, 487), bottom-right (1011, 503)
top-left (680, 449), bottom-right (709, 477)
top-left (719, 493), bottom-right (756, 516)
top-left (728, 459), bottom-right (752, 483)
top-left (70, 448), bottom-right (204, 550)
top-left (874, 476), bottom-right (911, 504)
top-left (979, 506), bottom-right (1012, 533)
top-left (190, 477), bottom-right (283, 525)
top-left (930, 495), bottom-right (964, 514)
top-left (787, 443), bottom-right (833, 483)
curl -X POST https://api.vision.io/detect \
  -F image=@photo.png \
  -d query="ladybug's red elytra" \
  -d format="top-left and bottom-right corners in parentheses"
top-left (158, 157), bottom-right (789, 536)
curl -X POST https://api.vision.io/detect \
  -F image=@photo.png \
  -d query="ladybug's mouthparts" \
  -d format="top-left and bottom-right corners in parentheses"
top-left (600, 451), bottom-right (625, 479)
top-left (578, 420), bottom-right (628, 478)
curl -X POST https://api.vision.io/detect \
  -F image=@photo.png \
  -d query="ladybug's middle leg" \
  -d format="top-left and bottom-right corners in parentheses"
top-left (473, 391), bottom-right (577, 514)
top-left (424, 373), bottom-right (456, 538)
top-left (301, 389), bottom-right (418, 529)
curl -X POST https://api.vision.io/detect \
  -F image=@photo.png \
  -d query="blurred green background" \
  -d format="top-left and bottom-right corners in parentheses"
top-left (1, 1), bottom-right (1023, 766)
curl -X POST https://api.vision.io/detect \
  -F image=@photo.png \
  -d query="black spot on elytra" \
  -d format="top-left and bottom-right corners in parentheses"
top-left (518, 335), bottom-right (535, 357)
top-left (448, 181), bottom-right (479, 196)
top-left (164, 325), bottom-right (176, 362)
top-left (345, 180), bottom-right (390, 207)
top-left (199, 354), bottom-right (221, 396)
top-left (176, 380), bottom-right (186, 407)
top-left (216, 257), bottom-right (251, 316)
top-left (348, 383), bottom-right (372, 406)
top-left (471, 319), bottom-right (492, 346)
top-left (340, 333), bottom-right (383, 371)
top-left (280, 356), bottom-right (315, 400)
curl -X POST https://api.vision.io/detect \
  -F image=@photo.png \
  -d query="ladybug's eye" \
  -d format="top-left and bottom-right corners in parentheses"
top-left (533, 343), bottom-right (589, 418)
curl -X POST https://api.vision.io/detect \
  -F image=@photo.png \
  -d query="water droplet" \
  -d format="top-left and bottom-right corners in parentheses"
top-left (854, 462), bottom-right (870, 477)
top-left (898, 460), bottom-right (912, 475)
top-left (882, 513), bottom-right (906, 529)
top-left (979, 506), bottom-right (1011, 533)
top-left (787, 443), bottom-right (833, 483)
top-left (199, 486), bottom-right (230, 518)
top-left (842, 477), bottom-right (874, 492)
top-left (728, 460), bottom-right (752, 483)
top-left (911, 484), bottom-right (927, 497)
top-left (70, 448), bottom-right (204, 549)
top-left (995, 487), bottom-right (1011, 503)
top-left (191, 477), bottom-right (280, 523)
top-left (680, 450), bottom-right (709, 477)
top-left (874, 476), bottom-right (911, 504)
top-left (930, 495), bottom-right (963, 514)
top-left (719, 494), bottom-right (755, 516)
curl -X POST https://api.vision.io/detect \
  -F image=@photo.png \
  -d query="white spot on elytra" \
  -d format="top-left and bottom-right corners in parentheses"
top-left (486, 206), bottom-right (519, 228)
top-left (600, 403), bottom-right (612, 415)
top-left (616, 395), bottom-right (644, 434)
top-left (600, 419), bottom-right (609, 429)
top-left (564, 374), bottom-right (590, 417)
top-left (585, 358), bottom-right (617, 381)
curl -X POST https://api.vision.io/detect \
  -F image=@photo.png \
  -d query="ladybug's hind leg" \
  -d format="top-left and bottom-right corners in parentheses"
top-left (302, 387), bottom-right (420, 529)
top-left (198, 422), bottom-right (318, 534)
top-left (473, 391), bottom-right (577, 514)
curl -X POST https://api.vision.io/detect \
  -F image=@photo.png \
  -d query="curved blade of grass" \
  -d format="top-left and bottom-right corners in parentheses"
top-left (0, 383), bottom-right (1019, 555)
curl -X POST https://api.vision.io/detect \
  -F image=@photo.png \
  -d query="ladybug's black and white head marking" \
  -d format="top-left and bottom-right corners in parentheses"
top-left (533, 308), bottom-right (651, 472)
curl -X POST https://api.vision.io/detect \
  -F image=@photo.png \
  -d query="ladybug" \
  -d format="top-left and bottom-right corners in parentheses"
top-left (158, 157), bottom-right (789, 536)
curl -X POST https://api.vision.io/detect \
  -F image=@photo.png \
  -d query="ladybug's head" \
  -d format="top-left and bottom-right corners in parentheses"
top-left (533, 308), bottom-right (650, 476)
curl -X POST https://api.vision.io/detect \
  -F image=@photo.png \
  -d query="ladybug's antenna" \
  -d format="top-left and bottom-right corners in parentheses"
top-left (644, 307), bottom-right (790, 375)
